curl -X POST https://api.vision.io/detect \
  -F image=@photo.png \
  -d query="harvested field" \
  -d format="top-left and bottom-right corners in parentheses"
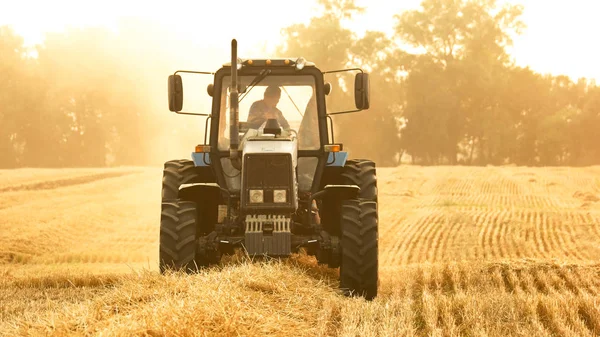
top-left (1, 165), bottom-right (600, 336)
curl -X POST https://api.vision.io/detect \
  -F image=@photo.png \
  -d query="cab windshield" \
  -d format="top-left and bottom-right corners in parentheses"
top-left (217, 74), bottom-right (320, 151)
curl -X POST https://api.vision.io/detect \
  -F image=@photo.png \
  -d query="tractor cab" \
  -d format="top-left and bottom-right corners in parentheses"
top-left (211, 65), bottom-right (324, 198)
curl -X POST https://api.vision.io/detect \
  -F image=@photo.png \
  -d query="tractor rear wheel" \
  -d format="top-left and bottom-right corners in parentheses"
top-left (161, 157), bottom-right (218, 234)
top-left (319, 159), bottom-right (378, 244)
top-left (160, 200), bottom-right (215, 273)
top-left (339, 199), bottom-right (378, 300)
top-left (162, 159), bottom-right (201, 201)
top-left (342, 159), bottom-right (377, 202)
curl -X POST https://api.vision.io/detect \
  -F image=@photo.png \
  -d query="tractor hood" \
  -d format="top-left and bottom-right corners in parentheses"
top-left (239, 129), bottom-right (298, 166)
top-left (243, 137), bottom-right (298, 166)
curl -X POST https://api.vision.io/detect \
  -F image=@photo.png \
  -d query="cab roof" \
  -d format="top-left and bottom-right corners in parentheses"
top-left (222, 58), bottom-right (316, 68)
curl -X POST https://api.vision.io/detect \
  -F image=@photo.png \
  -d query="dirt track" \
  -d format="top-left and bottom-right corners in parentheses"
top-left (1, 166), bottom-right (600, 336)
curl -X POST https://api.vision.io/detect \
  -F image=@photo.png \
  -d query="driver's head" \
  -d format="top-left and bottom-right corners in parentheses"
top-left (263, 85), bottom-right (281, 108)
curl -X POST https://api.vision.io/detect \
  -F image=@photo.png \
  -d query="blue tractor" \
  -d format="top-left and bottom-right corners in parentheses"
top-left (160, 39), bottom-right (378, 300)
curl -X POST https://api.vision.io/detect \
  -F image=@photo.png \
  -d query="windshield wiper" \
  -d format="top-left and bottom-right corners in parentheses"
top-left (281, 86), bottom-right (303, 117)
top-left (239, 69), bottom-right (271, 103)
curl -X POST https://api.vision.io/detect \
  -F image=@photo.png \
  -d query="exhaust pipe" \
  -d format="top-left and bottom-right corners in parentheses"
top-left (229, 39), bottom-right (242, 170)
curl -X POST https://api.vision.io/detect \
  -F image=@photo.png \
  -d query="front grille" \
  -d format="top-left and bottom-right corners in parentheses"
top-left (242, 153), bottom-right (293, 209)
top-left (244, 154), bottom-right (291, 188)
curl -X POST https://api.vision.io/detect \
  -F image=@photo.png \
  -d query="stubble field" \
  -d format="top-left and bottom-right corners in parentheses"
top-left (1, 165), bottom-right (600, 336)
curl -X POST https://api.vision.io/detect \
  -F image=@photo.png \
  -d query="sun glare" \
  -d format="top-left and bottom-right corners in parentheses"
top-left (507, 0), bottom-right (600, 82)
top-left (1, 0), bottom-right (599, 80)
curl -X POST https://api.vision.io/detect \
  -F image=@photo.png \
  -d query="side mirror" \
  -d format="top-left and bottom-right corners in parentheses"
top-left (324, 82), bottom-right (332, 95)
top-left (354, 72), bottom-right (370, 110)
top-left (207, 83), bottom-right (214, 97)
top-left (168, 74), bottom-right (183, 111)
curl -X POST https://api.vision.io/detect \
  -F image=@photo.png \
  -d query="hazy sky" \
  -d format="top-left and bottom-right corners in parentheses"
top-left (1, 0), bottom-right (599, 81)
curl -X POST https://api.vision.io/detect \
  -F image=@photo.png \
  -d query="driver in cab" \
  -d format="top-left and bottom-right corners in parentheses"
top-left (247, 85), bottom-right (290, 130)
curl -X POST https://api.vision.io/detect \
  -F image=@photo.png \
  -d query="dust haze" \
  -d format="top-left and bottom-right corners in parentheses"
top-left (2, 1), bottom-right (600, 168)
top-left (1, 18), bottom-right (233, 168)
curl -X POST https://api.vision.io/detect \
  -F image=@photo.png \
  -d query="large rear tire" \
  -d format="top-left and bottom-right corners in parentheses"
top-left (339, 199), bottom-right (378, 300)
top-left (342, 159), bottom-right (377, 202)
top-left (320, 159), bottom-right (377, 237)
top-left (159, 201), bottom-right (202, 273)
top-left (162, 159), bottom-right (201, 200)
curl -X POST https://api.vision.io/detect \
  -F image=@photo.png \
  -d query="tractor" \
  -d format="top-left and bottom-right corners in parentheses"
top-left (160, 39), bottom-right (378, 300)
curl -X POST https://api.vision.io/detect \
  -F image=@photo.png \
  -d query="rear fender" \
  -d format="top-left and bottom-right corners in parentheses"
top-left (184, 154), bottom-right (217, 183)
top-left (326, 151), bottom-right (347, 167)
top-left (191, 152), bottom-right (211, 166)
top-left (311, 185), bottom-right (360, 235)
top-left (318, 152), bottom-right (348, 190)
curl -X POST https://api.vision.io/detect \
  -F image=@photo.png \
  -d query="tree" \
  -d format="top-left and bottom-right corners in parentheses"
top-left (343, 31), bottom-right (405, 166)
top-left (576, 87), bottom-right (600, 164)
top-left (278, 0), bottom-right (360, 118)
top-left (399, 58), bottom-right (459, 164)
top-left (278, 0), bottom-right (403, 165)
top-left (394, 0), bottom-right (525, 165)
top-left (0, 26), bottom-right (27, 168)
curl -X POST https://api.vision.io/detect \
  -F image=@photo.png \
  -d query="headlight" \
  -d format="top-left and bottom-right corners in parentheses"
top-left (273, 189), bottom-right (287, 203)
top-left (249, 189), bottom-right (263, 203)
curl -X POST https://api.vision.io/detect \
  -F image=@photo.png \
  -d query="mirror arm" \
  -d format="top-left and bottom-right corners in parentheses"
top-left (327, 115), bottom-right (334, 143)
top-left (322, 68), bottom-right (364, 74)
top-left (175, 111), bottom-right (211, 116)
top-left (327, 109), bottom-right (362, 116)
top-left (174, 70), bottom-right (214, 75)
top-left (203, 116), bottom-right (212, 144)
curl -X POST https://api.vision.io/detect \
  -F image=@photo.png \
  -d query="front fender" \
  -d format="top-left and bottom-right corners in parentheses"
top-left (179, 183), bottom-right (224, 203)
top-left (312, 184), bottom-right (360, 202)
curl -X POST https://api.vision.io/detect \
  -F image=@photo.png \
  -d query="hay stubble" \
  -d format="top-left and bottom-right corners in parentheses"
top-left (1, 165), bottom-right (600, 336)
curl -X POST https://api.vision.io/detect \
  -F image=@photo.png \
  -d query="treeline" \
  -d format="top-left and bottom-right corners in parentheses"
top-left (279, 0), bottom-right (600, 166)
top-left (2, 0), bottom-right (599, 168)
top-left (1, 25), bottom-right (140, 167)
top-left (0, 21), bottom-right (211, 168)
